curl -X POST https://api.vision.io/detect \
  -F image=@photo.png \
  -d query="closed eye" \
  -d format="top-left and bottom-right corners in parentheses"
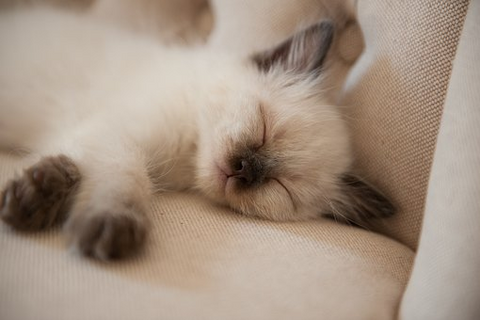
top-left (261, 117), bottom-right (266, 146)
top-left (256, 103), bottom-right (267, 150)
top-left (271, 178), bottom-right (296, 211)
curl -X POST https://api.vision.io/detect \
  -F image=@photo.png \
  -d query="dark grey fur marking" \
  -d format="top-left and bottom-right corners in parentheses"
top-left (327, 173), bottom-right (396, 228)
top-left (0, 155), bottom-right (81, 231)
top-left (252, 20), bottom-right (334, 76)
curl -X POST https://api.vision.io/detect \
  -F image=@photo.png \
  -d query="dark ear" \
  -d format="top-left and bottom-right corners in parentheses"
top-left (252, 20), bottom-right (334, 76)
top-left (326, 174), bottom-right (396, 228)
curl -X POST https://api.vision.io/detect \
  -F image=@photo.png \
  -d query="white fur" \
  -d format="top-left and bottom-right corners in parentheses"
top-left (0, 7), bottom-right (352, 223)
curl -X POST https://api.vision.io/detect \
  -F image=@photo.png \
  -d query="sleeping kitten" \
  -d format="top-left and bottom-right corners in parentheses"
top-left (0, 7), bottom-right (394, 260)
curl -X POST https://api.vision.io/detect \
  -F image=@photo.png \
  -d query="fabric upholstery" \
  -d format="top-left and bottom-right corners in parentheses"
top-left (400, 1), bottom-right (480, 318)
top-left (0, 155), bottom-right (414, 320)
top-left (341, 0), bottom-right (470, 249)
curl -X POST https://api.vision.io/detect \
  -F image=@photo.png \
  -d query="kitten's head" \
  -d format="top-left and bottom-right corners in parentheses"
top-left (195, 21), bottom-right (394, 224)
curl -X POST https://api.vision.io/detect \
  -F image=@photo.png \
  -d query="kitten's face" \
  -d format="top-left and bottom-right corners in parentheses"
top-left (196, 21), bottom-right (395, 223)
top-left (196, 74), bottom-right (351, 221)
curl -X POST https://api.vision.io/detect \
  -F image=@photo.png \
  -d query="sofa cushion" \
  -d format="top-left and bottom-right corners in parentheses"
top-left (0, 154), bottom-right (413, 320)
top-left (342, 0), bottom-right (470, 249)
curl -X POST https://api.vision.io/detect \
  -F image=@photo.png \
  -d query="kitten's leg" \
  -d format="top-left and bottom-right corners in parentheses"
top-left (64, 141), bottom-right (152, 260)
top-left (0, 155), bottom-right (81, 231)
top-left (0, 131), bottom-right (152, 260)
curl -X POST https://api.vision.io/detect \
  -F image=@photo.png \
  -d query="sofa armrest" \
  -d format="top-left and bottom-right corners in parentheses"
top-left (400, 1), bottom-right (480, 319)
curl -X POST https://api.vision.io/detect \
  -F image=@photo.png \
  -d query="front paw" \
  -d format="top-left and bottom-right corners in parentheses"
top-left (66, 207), bottom-right (147, 260)
top-left (0, 155), bottom-right (80, 231)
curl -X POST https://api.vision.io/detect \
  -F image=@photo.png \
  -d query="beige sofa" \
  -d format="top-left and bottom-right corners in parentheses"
top-left (0, 0), bottom-right (478, 319)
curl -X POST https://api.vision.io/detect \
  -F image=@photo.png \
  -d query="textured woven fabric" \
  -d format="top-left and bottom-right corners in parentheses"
top-left (0, 155), bottom-right (414, 320)
top-left (400, 1), bottom-right (480, 318)
top-left (342, 0), bottom-right (469, 249)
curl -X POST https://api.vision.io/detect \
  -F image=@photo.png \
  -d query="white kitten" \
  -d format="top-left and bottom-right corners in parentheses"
top-left (0, 7), bottom-right (394, 260)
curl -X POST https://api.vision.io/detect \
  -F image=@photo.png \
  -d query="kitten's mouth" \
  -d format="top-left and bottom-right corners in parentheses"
top-left (215, 163), bottom-right (246, 198)
top-left (215, 163), bottom-right (231, 192)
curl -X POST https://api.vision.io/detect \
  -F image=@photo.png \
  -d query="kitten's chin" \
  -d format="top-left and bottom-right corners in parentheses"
top-left (222, 178), bottom-right (306, 221)
top-left (197, 162), bottom-right (314, 221)
top-left (196, 165), bottom-right (230, 206)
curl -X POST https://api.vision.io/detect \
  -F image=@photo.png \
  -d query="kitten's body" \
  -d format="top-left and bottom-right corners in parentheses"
top-left (0, 9), bottom-right (200, 188)
top-left (0, 7), bottom-right (393, 260)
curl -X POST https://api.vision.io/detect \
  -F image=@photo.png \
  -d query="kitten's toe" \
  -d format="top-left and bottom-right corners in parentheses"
top-left (67, 210), bottom-right (147, 260)
top-left (0, 155), bottom-right (80, 231)
top-left (0, 181), bottom-right (22, 226)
